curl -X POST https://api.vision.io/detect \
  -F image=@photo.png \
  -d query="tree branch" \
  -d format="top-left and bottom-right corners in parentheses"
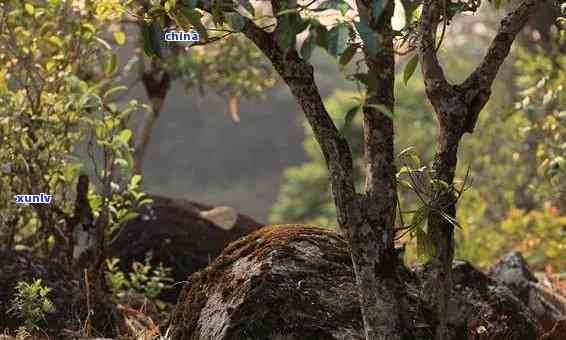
top-left (241, 18), bottom-right (362, 228)
top-left (418, 0), bottom-right (450, 98)
top-left (459, 0), bottom-right (547, 132)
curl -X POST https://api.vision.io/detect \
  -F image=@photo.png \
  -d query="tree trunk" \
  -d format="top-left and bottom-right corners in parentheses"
top-left (427, 116), bottom-right (462, 340)
top-left (242, 10), bottom-right (401, 336)
top-left (354, 0), bottom-right (402, 338)
top-left (417, 1), bottom-right (547, 338)
top-left (133, 64), bottom-right (170, 175)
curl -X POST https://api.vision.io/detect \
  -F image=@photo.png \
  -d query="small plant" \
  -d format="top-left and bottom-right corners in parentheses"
top-left (7, 279), bottom-right (56, 335)
top-left (105, 253), bottom-right (174, 310)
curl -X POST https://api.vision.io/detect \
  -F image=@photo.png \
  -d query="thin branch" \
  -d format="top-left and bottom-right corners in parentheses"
top-left (418, 0), bottom-right (450, 95)
top-left (240, 16), bottom-right (360, 227)
top-left (459, 0), bottom-right (547, 130)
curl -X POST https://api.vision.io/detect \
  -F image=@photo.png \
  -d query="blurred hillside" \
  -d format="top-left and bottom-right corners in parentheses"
top-left (134, 49), bottom-right (357, 221)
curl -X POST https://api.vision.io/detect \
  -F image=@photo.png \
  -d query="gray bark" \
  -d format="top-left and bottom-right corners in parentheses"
top-left (417, 1), bottom-right (548, 339)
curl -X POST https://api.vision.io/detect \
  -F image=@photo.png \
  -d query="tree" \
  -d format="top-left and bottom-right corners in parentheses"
top-left (113, 1), bottom-right (278, 174)
top-left (270, 82), bottom-right (435, 227)
top-left (141, 0), bottom-right (550, 338)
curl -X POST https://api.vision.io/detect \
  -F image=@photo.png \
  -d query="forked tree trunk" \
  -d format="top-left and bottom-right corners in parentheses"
top-left (242, 1), bottom-right (401, 334)
top-left (418, 1), bottom-right (547, 339)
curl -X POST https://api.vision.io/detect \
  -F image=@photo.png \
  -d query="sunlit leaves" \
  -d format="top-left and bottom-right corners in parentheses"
top-left (94, 0), bottom-right (124, 21)
top-left (113, 31), bottom-right (126, 45)
top-left (24, 3), bottom-right (35, 15)
top-left (105, 54), bottom-right (119, 76)
top-left (0, 0), bottom-right (148, 255)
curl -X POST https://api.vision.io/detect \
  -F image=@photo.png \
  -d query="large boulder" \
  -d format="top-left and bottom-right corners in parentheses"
top-left (109, 194), bottom-right (262, 302)
top-left (170, 225), bottom-right (542, 340)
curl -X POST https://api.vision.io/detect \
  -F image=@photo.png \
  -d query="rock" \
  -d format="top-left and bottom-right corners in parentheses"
top-left (199, 206), bottom-right (239, 231)
top-left (415, 260), bottom-right (542, 339)
top-left (541, 318), bottom-right (566, 340)
top-left (0, 251), bottom-right (117, 338)
top-left (488, 251), bottom-right (537, 300)
top-left (489, 252), bottom-right (566, 331)
top-left (109, 194), bottom-right (262, 302)
top-left (170, 225), bottom-right (542, 340)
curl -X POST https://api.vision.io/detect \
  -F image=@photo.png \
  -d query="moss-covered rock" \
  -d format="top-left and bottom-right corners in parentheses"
top-left (170, 225), bottom-right (542, 340)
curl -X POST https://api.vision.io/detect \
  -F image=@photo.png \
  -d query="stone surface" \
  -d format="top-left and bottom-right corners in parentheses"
top-left (489, 251), bottom-right (566, 332)
top-left (170, 225), bottom-right (542, 340)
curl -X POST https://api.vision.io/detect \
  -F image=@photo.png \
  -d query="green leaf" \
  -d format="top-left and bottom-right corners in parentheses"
top-left (119, 211), bottom-right (139, 224)
top-left (103, 85), bottom-right (128, 99)
top-left (178, 7), bottom-right (208, 41)
top-left (212, 0), bottom-right (224, 26)
top-left (317, 0), bottom-right (350, 15)
top-left (241, 0), bottom-right (254, 16)
top-left (371, 0), bottom-right (386, 20)
top-left (114, 31), bottom-right (126, 45)
top-left (142, 20), bottom-right (162, 58)
top-left (354, 20), bottom-right (378, 57)
top-left (416, 226), bottom-right (435, 263)
top-left (300, 34), bottom-right (316, 61)
top-left (116, 129), bottom-right (133, 145)
top-left (130, 174), bottom-right (142, 188)
top-left (148, 5), bottom-right (166, 18)
top-left (411, 205), bottom-right (428, 229)
top-left (275, 9), bottom-right (302, 52)
top-left (403, 54), bottom-right (419, 85)
top-left (366, 103), bottom-right (394, 119)
top-left (105, 54), bottom-right (118, 76)
top-left (339, 44), bottom-right (357, 68)
top-left (313, 24), bottom-right (328, 47)
top-left (276, 29), bottom-right (296, 52)
top-left (340, 104), bottom-right (361, 134)
top-left (25, 3), bottom-right (35, 15)
top-left (226, 13), bottom-right (246, 32)
top-left (48, 35), bottom-right (64, 48)
top-left (326, 23), bottom-right (349, 57)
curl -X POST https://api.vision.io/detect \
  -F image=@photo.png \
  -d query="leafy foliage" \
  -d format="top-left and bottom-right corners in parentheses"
top-left (8, 279), bottom-right (56, 333)
top-left (105, 253), bottom-right (174, 309)
top-left (455, 31), bottom-right (566, 270)
top-left (0, 0), bottom-right (149, 258)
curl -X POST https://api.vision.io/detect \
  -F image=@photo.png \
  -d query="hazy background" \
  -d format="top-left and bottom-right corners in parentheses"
top-left (132, 49), bottom-right (358, 221)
